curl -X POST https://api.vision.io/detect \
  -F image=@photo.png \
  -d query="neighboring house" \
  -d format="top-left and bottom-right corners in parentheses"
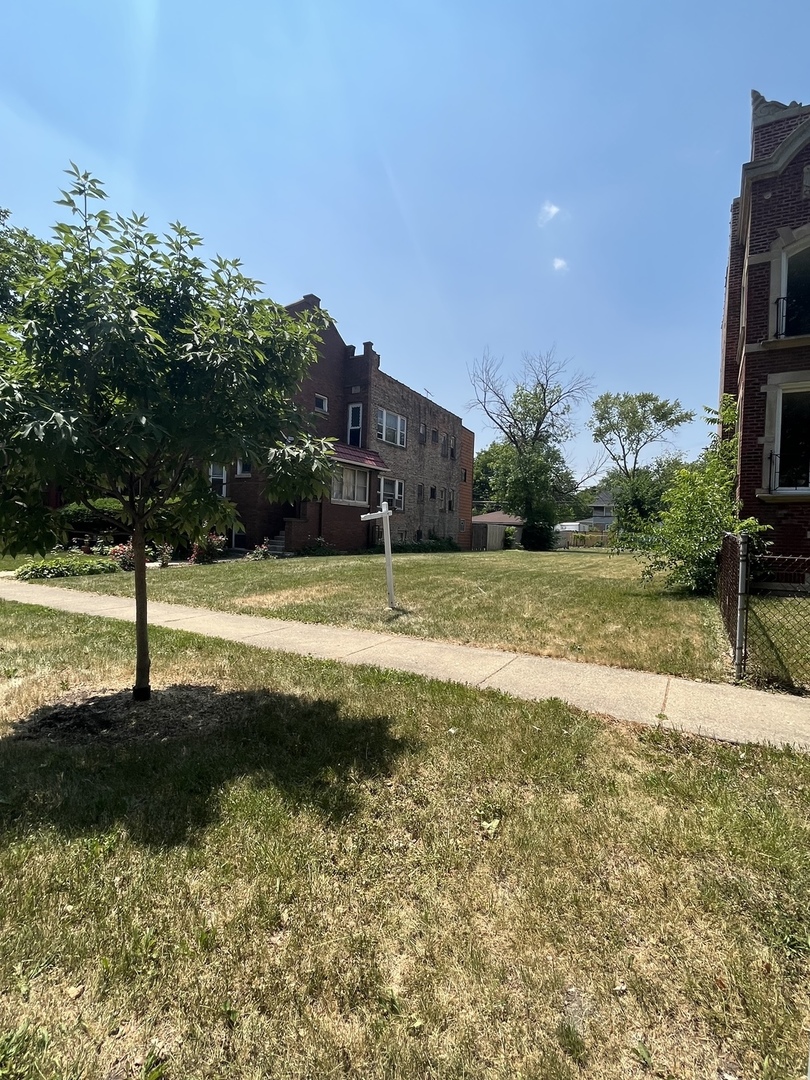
top-left (721, 90), bottom-right (810, 555)
top-left (554, 490), bottom-right (616, 536)
top-left (575, 490), bottom-right (616, 534)
top-left (470, 511), bottom-right (524, 551)
top-left (225, 295), bottom-right (474, 552)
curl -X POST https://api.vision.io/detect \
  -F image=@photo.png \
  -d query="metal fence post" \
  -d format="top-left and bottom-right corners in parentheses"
top-left (734, 532), bottom-right (749, 681)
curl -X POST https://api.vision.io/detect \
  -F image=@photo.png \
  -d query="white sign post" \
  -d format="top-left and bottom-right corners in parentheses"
top-left (360, 501), bottom-right (396, 608)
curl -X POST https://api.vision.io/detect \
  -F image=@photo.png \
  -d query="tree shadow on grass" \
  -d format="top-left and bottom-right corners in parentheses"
top-left (0, 685), bottom-right (412, 848)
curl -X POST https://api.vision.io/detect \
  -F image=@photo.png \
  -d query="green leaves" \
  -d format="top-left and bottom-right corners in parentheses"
top-left (633, 398), bottom-right (769, 592)
top-left (0, 167), bottom-right (335, 689)
top-left (588, 391), bottom-right (694, 478)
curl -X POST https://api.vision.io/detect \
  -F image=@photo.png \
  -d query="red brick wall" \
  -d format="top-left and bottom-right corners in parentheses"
top-left (228, 472), bottom-right (287, 546)
top-left (752, 113), bottom-right (810, 160)
top-left (369, 369), bottom-right (470, 545)
top-left (457, 427), bottom-right (475, 550)
top-left (283, 496), bottom-right (376, 552)
top-left (232, 295), bottom-right (471, 553)
top-left (747, 142), bottom-right (810, 257)
top-left (738, 346), bottom-right (810, 555)
top-left (724, 99), bottom-right (810, 556)
top-left (721, 199), bottom-right (744, 396)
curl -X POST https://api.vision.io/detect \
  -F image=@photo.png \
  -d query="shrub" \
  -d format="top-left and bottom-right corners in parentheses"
top-left (108, 542), bottom-right (135, 570)
top-left (503, 526), bottom-right (516, 549)
top-left (15, 555), bottom-right (121, 580)
top-left (188, 532), bottom-right (228, 565)
top-left (521, 521), bottom-right (556, 551)
top-left (636, 398), bottom-right (769, 593)
top-left (298, 537), bottom-right (341, 557)
top-left (368, 538), bottom-right (461, 555)
top-left (59, 498), bottom-right (127, 534)
top-left (243, 538), bottom-right (278, 561)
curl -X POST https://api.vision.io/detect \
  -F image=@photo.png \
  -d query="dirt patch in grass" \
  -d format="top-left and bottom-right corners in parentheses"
top-left (234, 583), bottom-right (353, 609)
top-left (10, 684), bottom-right (247, 744)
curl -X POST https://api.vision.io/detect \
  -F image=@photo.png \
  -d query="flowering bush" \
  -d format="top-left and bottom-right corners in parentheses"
top-left (156, 543), bottom-right (174, 567)
top-left (188, 532), bottom-right (228, 565)
top-left (108, 542), bottom-right (136, 571)
top-left (243, 538), bottom-right (277, 561)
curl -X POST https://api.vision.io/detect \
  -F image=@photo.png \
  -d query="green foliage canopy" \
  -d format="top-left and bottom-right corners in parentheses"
top-left (634, 398), bottom-right (768, 592)
top-left (0, 165), bottom-right (335, 697)
top-left (588, 391), bottom-right (694, 479)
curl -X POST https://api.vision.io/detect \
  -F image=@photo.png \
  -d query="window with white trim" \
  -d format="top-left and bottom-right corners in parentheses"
top-left (448, 489), bottom-right (455, 512)
top-left (768, 231), bottom-right (810, 339)
top-left (439, 487), bottom-right (446, 510)
top-left (347, 403), bottom-right (362, 447)
top-left (419, 422), bottom-right (427, 443)
top-left (379, 477), bottom-right (404, 510)
top-left (314, 394), bottom-right (328, 413)
top-left (331, 466), bottom-right (369, 505)
top-left (761, 370), bottom-right (810, 494)
top-left (376, 407), bottom-right (407, 447)
top-left (210, 463), bottom-right (227, 497)
top-left (236, 459), bottom-right (252, 476)
top-left (440, 432), bottom-right (448, 458)
top-left (775, 383), bottom-right (810, 489)
top-left (450, 435), bottom-right (456, 459)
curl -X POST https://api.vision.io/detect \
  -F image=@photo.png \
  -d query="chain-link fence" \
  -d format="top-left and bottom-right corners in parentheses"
top-left (717, 533), bottom-right (810, 690)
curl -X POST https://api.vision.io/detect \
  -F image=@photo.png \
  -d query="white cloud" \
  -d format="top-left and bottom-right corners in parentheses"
top-left (537, 201), bottom-right (560, 227)
top-left (553, 257), bottom-right (568, 271)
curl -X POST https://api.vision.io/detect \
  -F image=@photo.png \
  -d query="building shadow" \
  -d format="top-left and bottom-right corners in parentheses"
top-left (0, 685), bottom-right (412, 848)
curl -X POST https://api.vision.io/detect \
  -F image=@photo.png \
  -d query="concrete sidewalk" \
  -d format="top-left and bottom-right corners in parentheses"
top-left (2, 578), bottom-right (809, 749)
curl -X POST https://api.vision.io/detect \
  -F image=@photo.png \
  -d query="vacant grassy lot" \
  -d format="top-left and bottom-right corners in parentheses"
top-left (1, 601), bottom-right (809, 1079)
top-left (46, 550), bottom-right (728, 681)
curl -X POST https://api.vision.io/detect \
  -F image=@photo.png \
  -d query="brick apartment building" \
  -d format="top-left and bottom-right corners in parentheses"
top-left (721, 90), bottom-right (810, 555)
top-left (223, 295), bottom-right (474, 552)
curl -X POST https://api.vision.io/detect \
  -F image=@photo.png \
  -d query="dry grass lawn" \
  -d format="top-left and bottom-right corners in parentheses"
top-left (44, 550), bottom-right (729, 682)
top-left (0, 601), bottom-right (808, 1079)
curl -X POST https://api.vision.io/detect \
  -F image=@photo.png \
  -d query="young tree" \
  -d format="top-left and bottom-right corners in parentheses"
top-left (588, 391), bottom-right (694, 479)
top-left (635, 398), bottom-right (767, 592)
top-left (0, 166), bottom-right (335, 700)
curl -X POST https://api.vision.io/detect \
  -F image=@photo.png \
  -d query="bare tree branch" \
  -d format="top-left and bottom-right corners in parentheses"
top-left (468, 347), bottom-right (593, 453)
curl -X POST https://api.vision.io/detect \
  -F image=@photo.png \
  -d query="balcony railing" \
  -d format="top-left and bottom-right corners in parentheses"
top-left (768, 451), bottom-right (810, 492)
top-left (774, 294), bottom-right (810, 338)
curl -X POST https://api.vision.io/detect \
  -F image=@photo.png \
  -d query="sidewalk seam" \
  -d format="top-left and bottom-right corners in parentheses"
top-left (477, 655), bottom-right (519, 686)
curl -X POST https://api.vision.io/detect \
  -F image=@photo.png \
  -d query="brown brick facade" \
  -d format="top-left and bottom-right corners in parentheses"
top-left (226, 296), bottom-right (473, 552)
top-left (722, 92), bottom-right (810, 555)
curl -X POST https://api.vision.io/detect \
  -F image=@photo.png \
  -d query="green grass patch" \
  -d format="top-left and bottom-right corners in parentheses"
top-left (0, 601), bottom-right (808, 1078)
top-left (0, 554), bottom-right (39, 572)
top-left (746, 594), bottom-right (810, 690)
top-left (45, 550), bottom-right (728, 681)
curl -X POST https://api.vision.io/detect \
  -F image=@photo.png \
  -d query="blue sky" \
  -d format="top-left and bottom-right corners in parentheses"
top-left (4, 0), bottom-right (810, 475)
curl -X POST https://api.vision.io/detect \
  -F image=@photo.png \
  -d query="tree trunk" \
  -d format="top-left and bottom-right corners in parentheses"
top-left (132, 521), bottom-right (151, 701)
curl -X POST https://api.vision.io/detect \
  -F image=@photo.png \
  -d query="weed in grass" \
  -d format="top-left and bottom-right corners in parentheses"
top-left (556, 1017), bottom-right (588, 1065)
